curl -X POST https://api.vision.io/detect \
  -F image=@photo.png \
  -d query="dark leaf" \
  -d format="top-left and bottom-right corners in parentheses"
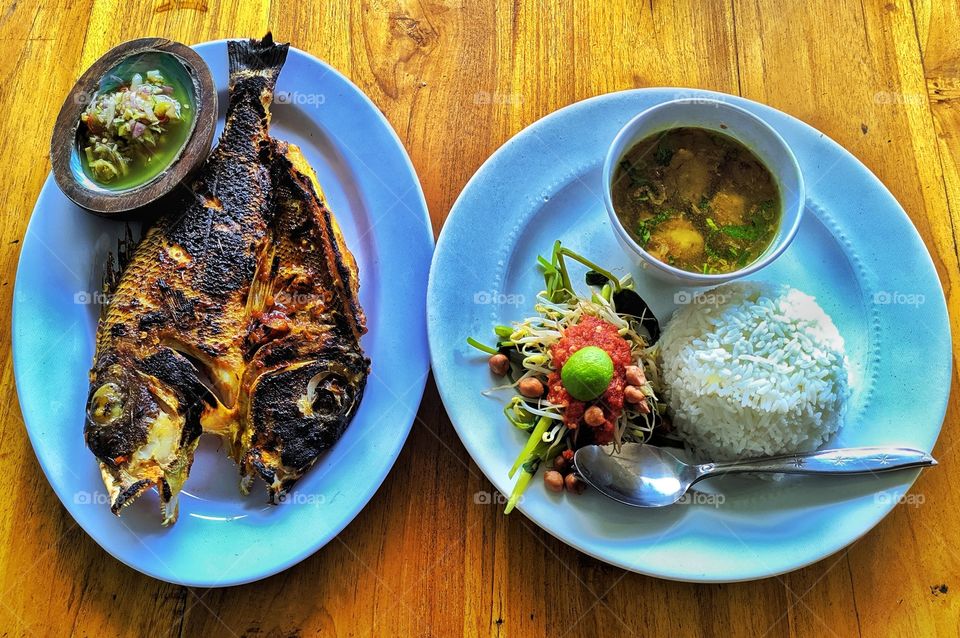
top-left (498, 343), bottom-right (526, 366)
top-left (585, 270), bottom-right (610, 287)
top-left (612, 289), bottom-right (660, 343)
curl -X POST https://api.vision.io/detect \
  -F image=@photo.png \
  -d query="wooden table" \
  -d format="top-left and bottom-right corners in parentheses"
top-left (2, 1), bottom-right (957, 636)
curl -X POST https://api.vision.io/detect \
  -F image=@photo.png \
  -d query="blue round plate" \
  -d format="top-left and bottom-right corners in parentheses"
top-left (13, 41), bottom-right (433, 586)
top-left (428, 89), bottom-right (950, 582)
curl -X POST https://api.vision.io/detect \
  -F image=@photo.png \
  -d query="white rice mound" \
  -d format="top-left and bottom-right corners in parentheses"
top-left (658, 282), bottom-right (850, 460)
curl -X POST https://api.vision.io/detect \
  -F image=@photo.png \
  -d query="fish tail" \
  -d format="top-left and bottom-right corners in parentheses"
top-left (228, 32), bottom-right (289, 88)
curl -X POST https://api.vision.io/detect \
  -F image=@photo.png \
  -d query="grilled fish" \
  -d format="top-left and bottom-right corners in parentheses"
top-left (236, 140), bottom-right (367, 499)
top-left (84, 34), bottom-right (368, 525)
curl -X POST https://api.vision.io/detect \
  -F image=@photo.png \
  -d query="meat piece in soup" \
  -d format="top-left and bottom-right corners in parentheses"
top-left (645, 217), bottom-right (704, 264)
top-left (708, 189), bottom-right (748, 226)
top-left (612, 127), bottom-right (782, 274)
top-left (663, 137), bottom-right (724, 204)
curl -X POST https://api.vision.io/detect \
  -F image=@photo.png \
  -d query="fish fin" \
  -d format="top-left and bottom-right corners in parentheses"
top-left (228, 32), bottom-right (289, 83)
top-left (246, 237), bottom-right (277, 317)
top-left (101, 224), bottom-right (138, 300)
top-left (283, 143), bottom-right (328, 205)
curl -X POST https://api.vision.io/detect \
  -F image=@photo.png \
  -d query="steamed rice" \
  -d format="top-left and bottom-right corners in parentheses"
top-left (658, 282), bottom-right (849, 460)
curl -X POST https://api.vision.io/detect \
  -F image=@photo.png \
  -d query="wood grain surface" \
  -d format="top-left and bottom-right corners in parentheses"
top-left (1, 1), bottom-right (957, 636)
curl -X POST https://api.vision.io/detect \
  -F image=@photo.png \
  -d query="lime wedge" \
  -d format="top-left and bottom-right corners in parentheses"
top-left (561, 346), bottom-right (614, 401)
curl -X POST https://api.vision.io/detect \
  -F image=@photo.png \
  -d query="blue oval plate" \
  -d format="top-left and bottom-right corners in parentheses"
top-left (428, 89), bottom-right (950, 582)
top-left (13, 41), bottom-right (433, 586)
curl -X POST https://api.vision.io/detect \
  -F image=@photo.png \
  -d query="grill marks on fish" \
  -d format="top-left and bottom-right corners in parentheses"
top-left (84, 34), bottom-right (368, 524)
top-left (135, 278), bottom-right (196, 333)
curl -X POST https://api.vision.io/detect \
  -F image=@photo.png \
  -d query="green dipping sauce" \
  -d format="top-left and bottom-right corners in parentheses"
top-left (78, 65), bottom-right (193, 190)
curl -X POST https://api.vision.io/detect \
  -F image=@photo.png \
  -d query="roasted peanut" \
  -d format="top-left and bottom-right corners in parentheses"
top-left (624, 384), bottom-right (645, 404)
top-left (553, 453), bottom-right (569, 473)
top-left (625, 365), bottom-right (646, 387)
top-left (488, 353), bottom-right (510, 376)
top-left (544, 470), bottom-right (564, 493)
top-left (584, 405), bottom-right (606, 427)
top-left (565, 473), bottom-right (586, 494)
top-left (518, 377), bottom-right (545, 398)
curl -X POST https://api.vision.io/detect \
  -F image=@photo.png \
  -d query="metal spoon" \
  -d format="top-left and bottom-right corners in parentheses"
top-left (573, 443), bottom-right (937, 508)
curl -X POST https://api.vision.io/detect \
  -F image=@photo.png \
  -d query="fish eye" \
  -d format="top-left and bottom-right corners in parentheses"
top-left (298, 371), bottom-right (354, 418)
top-left (89, 382), bottom-right (125, 424)
top-left (311, 376), bottom-right (346, 413)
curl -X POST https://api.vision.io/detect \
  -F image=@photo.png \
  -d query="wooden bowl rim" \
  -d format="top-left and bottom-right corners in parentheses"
top-left (50, 38), bottom-right (217, 215)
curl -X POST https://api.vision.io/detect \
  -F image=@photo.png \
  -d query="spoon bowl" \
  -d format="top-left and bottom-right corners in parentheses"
top-left (573, 444), bottom-right (696, 507)
top-left (573, 443), bottom-right (937, 508)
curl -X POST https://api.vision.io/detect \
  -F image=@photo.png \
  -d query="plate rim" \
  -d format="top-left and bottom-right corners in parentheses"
top-left (12, 39), bottom-right (434, 587)
top-left (427, 87), bottom-right (951, 583)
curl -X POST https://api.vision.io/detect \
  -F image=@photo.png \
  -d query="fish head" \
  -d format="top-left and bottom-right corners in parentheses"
top-left (86, 361), bottom-right (165, 465)
top-left (242, 345), bottom-right (367, 501)
top-left (84, 353), bottom-right (201, 525)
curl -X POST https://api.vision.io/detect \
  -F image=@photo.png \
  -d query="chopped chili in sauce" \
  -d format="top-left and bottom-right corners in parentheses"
top-left (546, 316), bottom-right (632, 444)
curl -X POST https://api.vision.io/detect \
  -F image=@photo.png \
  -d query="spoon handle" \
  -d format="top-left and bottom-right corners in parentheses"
top-left (696, 447), bottom-right (936, 479)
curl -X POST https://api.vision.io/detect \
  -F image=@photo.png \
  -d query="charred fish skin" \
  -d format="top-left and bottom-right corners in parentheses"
top-left (84, 35), bottom-right (289, 525)
top-left (238, 141), bottom-right (369, 502)
top-left (243, 337), bottom-right (368, 501)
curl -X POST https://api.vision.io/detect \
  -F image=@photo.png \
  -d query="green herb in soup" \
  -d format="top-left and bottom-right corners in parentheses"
top-left (79, 69), bottom-right (192, 189)
top-left (612, 127), bottom-right (781, 274)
